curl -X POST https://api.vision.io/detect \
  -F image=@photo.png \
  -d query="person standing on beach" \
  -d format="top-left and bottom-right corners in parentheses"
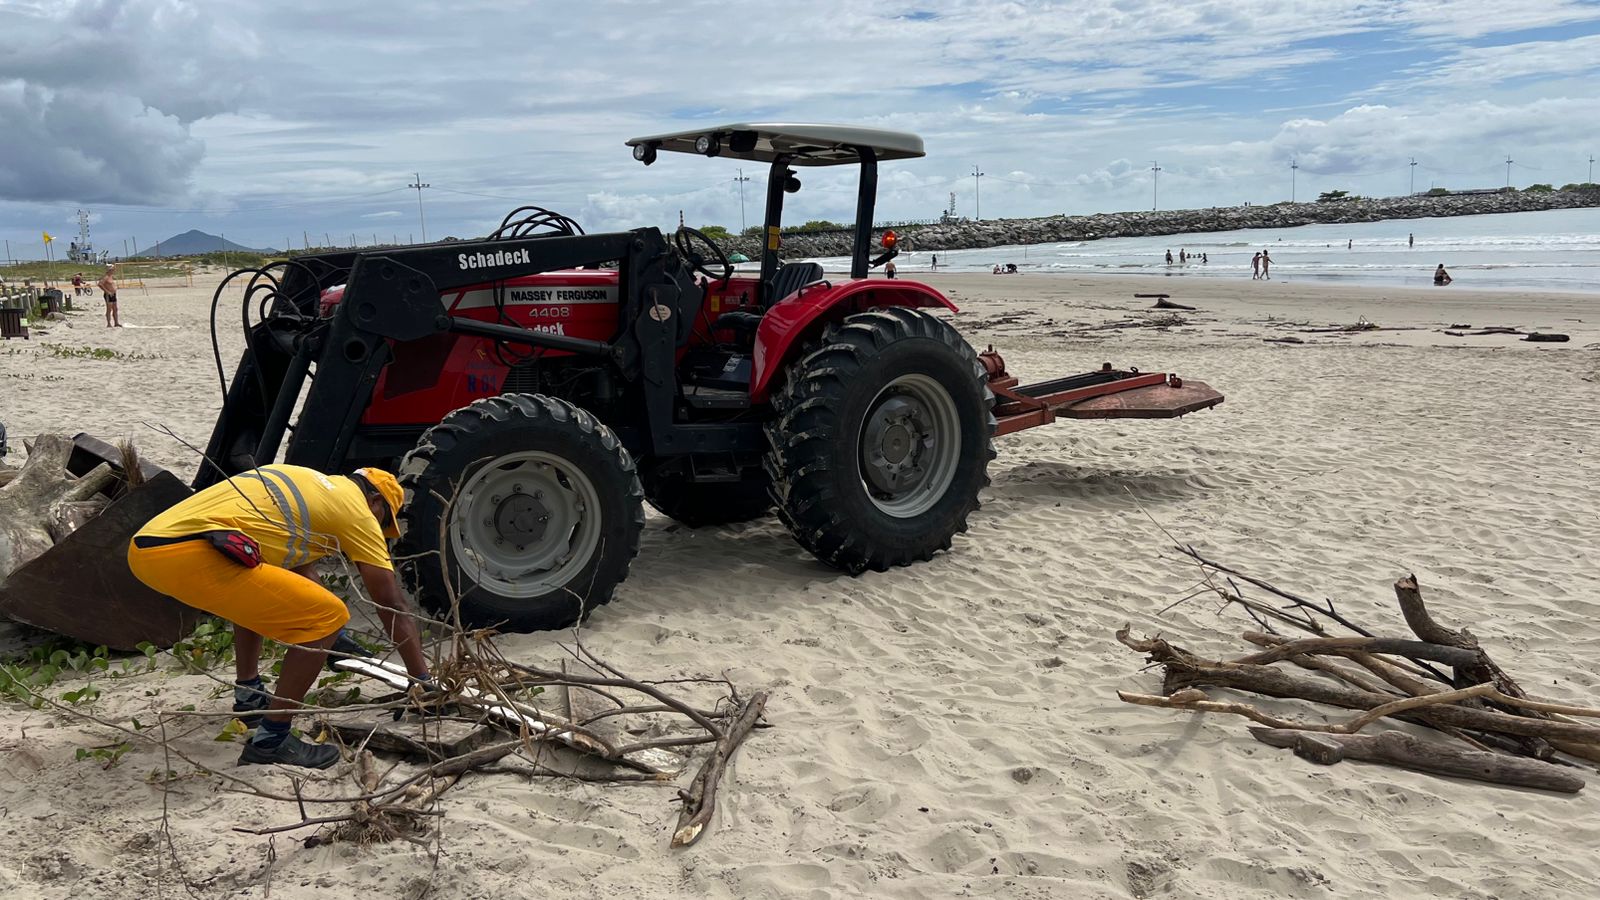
top-left (127, 465), bottom-right (431, 769)
top-left (885, 259), bottom-right (897, 279)
top-left (1251, 252), bottom-right (1262, 279)
top-left (97, 264), bottom-right (121, 327)
top-left (1261, 249), bottom-right (1272, 279)
top-left (931, 254), bottom-right (938, 271)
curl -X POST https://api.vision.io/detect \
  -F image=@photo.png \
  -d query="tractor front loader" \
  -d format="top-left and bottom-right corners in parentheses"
top-left (0, 124), bottom-right (1221, 649)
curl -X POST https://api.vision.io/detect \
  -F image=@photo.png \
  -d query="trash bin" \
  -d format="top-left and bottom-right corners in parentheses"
top-left (43, 289), bottom-right (64, 315)
top-left (0, 307), bottom-right (27, 340)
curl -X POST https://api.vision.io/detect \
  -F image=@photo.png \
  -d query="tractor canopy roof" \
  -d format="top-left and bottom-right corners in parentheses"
top-left (625, 123), bottom-right (925, 166)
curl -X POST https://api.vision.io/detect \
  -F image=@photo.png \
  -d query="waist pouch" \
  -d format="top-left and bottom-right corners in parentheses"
top-left (134, 530), bottom-right (264, 568)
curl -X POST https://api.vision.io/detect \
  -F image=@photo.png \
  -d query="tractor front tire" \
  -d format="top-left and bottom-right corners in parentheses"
top-left (765, 308), bottom-right (996, 573)
top-left (395, 394), bottom-right (645, 632)
top-left (639, 459), bottom-right (772, 527)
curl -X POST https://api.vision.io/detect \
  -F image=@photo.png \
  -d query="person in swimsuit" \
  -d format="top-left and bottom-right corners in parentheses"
top-left (97, 265), bottom-right (120, 327)
top-left (1433, 264), bottom-right (1452, 286)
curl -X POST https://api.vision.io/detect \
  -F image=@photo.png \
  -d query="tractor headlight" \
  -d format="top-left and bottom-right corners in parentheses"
top-left (633, 143), bottom-right (658, 165)
top-left (695, 134), bottom-right (720, 157)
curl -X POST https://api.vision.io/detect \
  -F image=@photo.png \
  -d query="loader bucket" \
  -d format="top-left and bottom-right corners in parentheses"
top-left (0, 436), bottom-right (201, 651)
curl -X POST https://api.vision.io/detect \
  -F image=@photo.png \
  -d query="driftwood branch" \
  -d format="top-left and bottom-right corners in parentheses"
top-left (1232, 636), bottom-right (1484, 669)
top-left (1393, 574), bottom-right (1477, 649)
top-left (671, 691), bottom-right (769, 848)
top-left (1249, 728), bottom-right (1583, 793)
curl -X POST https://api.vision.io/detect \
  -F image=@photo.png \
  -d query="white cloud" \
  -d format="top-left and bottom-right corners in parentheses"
top-left (2, 0), bottom-right (1598, 247)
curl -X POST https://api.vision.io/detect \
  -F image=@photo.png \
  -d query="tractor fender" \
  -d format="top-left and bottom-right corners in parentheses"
top-left (749, 279), bottom-right (957, 402)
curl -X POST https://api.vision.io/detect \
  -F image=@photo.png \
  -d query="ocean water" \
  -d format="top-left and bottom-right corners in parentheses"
top-left (814, 207), bottom-right (1600, 293)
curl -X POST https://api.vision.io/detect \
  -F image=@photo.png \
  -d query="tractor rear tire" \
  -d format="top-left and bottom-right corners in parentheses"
top-left (394, 394), bottom-right (645, 632)
top-left (764, 307), bottom-right (995, 573)
top-left (639, 459), bottom-right (772, 527)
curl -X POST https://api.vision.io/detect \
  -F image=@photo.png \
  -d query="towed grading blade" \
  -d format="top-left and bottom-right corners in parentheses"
top-left (0, 434), bottom-right (202, 651)
top-left (978, 350), bottom-right (1224, 437)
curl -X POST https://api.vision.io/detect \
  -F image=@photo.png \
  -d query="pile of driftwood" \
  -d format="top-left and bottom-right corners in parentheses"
top-left (1443, 325), bottom-right (1569, 342)
top-left (240, 626), bottom-right (769, 850)
top-left (1118, 549), bottom-right (1598, 794)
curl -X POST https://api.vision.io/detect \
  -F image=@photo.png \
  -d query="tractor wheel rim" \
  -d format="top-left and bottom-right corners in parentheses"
top-left (449, 450), bottom-right (602, 599)
top-left (859, 373), bottom-right (961, 518)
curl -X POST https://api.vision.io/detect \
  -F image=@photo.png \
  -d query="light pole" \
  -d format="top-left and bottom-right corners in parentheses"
top-left (972, 165), bottom-right (985, 220)
top-left (1150, 161), bottom-right (1161, 211)
top-left (734, 168), bottom-right (750, 234)
top-left (1589, 155), bottom-right (1595, 184)
top-left (1409, 157), bottom-right (1417, 196)
top-left (1505, 156), bottom-right (1513, 189)
top-left (1290, 159), bottom-right (1299, 203)
top-left (409, 173), bottom-right (431, 242)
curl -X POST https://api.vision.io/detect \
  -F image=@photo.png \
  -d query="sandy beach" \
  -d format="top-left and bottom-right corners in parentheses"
top-left (2, 270), bottom-right (1597, 898)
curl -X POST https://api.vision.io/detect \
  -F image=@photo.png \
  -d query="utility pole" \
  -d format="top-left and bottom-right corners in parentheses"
top-left (971, 165), bottom-right (985, 220)
top-left (1290, 159), bottom-right (1299, 203)
top-left (1589, 154), bottom-right (1595, 184)
top-left (304, 231), bottom-right (309, 250)
top-left (1150, 161), bottom-right (1161, 211)
top-left (1409, 157), bottom-right (1418, 196)
top-left (1505, 155), bottom-right (1513, 188)
top-left (409, 172), bottom-right (431, 242)
top-left (734, 168), bottom-right (751, 233)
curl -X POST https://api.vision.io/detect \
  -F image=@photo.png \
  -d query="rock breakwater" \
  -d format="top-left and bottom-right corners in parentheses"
top-left (720, 188), bottom-right (1600, 260)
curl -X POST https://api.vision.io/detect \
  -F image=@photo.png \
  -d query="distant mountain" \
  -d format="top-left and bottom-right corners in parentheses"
top-left (138, 230), bottom-right (278, 257)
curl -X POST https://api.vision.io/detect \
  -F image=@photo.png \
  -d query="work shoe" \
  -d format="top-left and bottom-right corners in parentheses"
top-left (238, 732), bottom-right (341, 770)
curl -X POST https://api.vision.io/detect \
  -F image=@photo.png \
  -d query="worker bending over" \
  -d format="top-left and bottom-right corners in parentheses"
top-left (128, 465), bottom-right (429, 769)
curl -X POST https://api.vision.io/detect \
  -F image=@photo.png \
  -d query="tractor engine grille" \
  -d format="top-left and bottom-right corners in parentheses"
top-left (501, 365), bottom-right (539, 396)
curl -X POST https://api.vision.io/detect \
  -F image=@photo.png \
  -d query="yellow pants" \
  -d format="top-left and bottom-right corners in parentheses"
top-left (127, 540), bottom-right (349, 644)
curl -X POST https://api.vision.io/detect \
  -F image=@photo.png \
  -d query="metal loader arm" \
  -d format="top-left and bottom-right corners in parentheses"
top-left (210, 228), bottom-right (692, 480)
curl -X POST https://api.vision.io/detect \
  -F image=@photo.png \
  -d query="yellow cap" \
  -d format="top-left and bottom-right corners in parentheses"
top-left (354, 467), bottom-right (403, 538)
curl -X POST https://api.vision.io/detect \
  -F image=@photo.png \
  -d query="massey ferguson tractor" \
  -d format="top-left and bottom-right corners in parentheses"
top-left (0, 124), bottom-right (1221, 647)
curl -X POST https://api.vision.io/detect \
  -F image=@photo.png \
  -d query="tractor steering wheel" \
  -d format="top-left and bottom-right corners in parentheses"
top-left (674, 226), bottom-right (733, 284)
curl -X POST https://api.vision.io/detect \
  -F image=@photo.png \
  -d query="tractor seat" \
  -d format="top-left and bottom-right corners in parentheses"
top-left (764, 262), bottom-right (826, 307)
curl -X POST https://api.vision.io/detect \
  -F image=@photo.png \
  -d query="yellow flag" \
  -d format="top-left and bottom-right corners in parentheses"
top-left (42, 231), bottom-right (53, 243)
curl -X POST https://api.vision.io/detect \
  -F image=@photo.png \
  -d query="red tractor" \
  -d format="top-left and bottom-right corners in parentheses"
top-left (0, 124), bottom-right (1221, 646)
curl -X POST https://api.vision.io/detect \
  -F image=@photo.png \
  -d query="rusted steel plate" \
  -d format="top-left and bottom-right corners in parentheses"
top-left (0, 472), bottom-right (203, 650)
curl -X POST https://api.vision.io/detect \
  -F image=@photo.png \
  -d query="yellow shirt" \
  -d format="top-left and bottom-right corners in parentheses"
top-left (138, 465), bottom-right (392, 570)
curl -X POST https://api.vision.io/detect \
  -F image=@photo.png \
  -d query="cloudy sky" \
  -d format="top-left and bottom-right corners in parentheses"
top-left (2, 0), bottom-right (1598, 257)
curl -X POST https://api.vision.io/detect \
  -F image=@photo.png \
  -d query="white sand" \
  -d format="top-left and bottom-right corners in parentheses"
top-left (1, 271), bottom-right (1597, 898)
